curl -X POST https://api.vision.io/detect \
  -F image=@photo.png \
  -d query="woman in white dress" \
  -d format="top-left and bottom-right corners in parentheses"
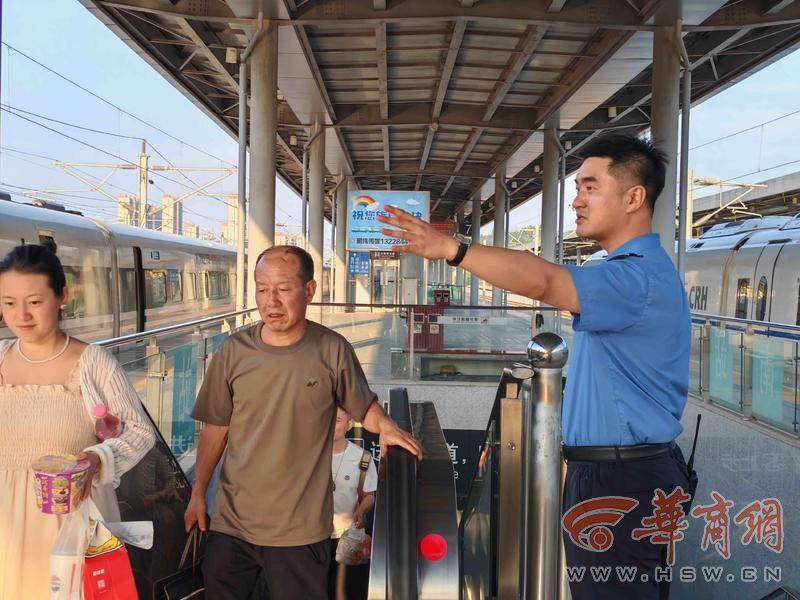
top-left (0, 244), bottom-right (155, 599)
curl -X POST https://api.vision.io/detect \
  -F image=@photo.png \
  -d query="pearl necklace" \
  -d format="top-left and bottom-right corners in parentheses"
top-left (16, 335), bottom-right (71, 364)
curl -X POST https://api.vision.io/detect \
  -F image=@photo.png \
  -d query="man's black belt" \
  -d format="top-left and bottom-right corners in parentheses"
top-left (563, 441), bottom-right (675, 462)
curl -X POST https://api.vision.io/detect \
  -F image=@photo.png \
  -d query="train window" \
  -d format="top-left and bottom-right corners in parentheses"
top-left (735, 278), bottom-right (750, 319)
top-left (61, 266), bottom-right (111, 319)
top-left (184, 272), bottom-right (196, 301)
top-left (219, 273), bottom-right (229, 297)
top-left (198, 272), bottom-right (208, 300)
top-left (166, 269), bottom-right (182, 304)
top-left (145, 270), bottom-right (167, 307)
top-left (756, 276), bottom-right (768, 322)
top-left (119, 268), bottom-right (137, 313)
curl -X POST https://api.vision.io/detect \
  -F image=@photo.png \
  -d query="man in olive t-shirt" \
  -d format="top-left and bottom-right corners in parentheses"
top-left (184, 246), bottom-right (421, 600)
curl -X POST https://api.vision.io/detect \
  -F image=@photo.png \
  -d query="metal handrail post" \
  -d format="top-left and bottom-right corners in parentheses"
top-left (409, 308), bottom-right (416, 380)
top-left (701, 320), bottom-right (711, 402)
top-left (742, 323), bottom-right (754, 418)
top-left (524, 332), bottom-right (569, 600)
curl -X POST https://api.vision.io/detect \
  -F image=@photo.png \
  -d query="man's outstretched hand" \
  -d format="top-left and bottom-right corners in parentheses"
top-left (377, 205), bottom-right (459, 261)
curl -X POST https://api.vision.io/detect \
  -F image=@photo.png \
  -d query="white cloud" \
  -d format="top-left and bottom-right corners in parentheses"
top-left (406, 198), bottom-right (420, 206)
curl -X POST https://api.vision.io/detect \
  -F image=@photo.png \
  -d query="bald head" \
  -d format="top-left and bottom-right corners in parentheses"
top-left (254, 245), bottom-right (314, 284)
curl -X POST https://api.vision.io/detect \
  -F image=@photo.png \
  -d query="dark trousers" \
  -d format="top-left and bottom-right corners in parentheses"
top-left (562, 444), bottom-right (692, 600)
top-left (203, 531), bottom-right (330, 600)
top-left (327, 538), bottom-right (370, 600)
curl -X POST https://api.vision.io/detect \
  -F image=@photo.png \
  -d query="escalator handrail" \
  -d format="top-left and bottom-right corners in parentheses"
top-left (385, 388), bottom-right (418, 600)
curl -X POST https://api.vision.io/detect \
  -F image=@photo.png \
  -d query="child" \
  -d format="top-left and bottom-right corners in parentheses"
top-left (329, 407), bottom-right (378, 600)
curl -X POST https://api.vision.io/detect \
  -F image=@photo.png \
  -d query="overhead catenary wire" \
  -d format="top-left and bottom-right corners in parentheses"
top-left (1, 149), bottom-right (221, 224)
top-left (1, 103), bottom-right (144, 141)
top-left (1, 41), bottom-right (236, 167)
top-left (1, 106), bottom-right (238, 205)
top-left (2, 107), bottom-right (233, 208)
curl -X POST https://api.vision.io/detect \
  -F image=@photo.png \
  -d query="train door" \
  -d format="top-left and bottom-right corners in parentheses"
top-left (770, 243), bottom-right (800, 325)
top-left (751, 242), bottom-right (786, 322)
top-left (133, 246), bottom-right (146, 332)
top-left (723, 243), bottom-right (760, 318)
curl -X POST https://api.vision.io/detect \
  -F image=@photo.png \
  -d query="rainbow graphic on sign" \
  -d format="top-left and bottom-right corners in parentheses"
top-left (353, 195), bottom-right (377, 209)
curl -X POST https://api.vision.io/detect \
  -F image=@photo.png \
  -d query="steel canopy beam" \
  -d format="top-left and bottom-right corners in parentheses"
top-left (376, 23), bottom-right (389, 120)
top-left (433, 20), bottom-right (467, 118)
top-left (354, 161), bottom-right (489, 178)
top-left (98, 1), bottom-right (250, 24)
top-left (176, 20), bottom-right (239, 93)
top-left (336, 102), bottom-right (541, 130)
top-left (382, 126), bottom-right (391, 173)
top-left (483, 25), bottom-right (548, 121)
top-left (421, 19), bottom-right (467, 173)
top-left (288, 0), bottom-right (650, 29)
top-left (687, 0), bottom-right (800, 29)
top-left (763, 0), bottom-right (796, 15)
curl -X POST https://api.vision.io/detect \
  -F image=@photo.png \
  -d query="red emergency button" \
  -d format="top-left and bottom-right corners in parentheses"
top-left (419, 533), bottom-right (447, 561)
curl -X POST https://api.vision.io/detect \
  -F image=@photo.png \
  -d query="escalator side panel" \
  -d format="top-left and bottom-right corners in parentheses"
top-left (412, 402), bottom-right (460, 600)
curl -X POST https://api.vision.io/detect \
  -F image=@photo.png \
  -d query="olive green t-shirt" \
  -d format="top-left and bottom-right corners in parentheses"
top-left (191, 320), bottom-right (377, 546)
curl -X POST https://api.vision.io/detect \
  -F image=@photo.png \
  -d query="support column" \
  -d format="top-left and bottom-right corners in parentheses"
top-left (247, 21), bottom-right (278, 309)
top-left (347, 177), bottom-right (358, 303)
top-left (455, 209), bottom-right (466, 303)
top-left (470, 195), bottom-right (481, 305)
top-left (309, 119), bottom-right (325, 302)
top-left (236, 58), bottom-right (248, 312)
top-left (541, 123), bottom-right (559, 263)
top-left (493, 163), bottom-right (507, 306)
top-left (334, 177), bottom-right (347, 304)
top-left (651, 5), bottom-right (681, 261)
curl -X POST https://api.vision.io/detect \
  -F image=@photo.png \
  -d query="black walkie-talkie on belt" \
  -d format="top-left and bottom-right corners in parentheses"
top-left (685, 414), bottom-right (702, 508)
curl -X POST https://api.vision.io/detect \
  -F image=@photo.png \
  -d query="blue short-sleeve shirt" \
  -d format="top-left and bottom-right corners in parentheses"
top-left (562, 233), bottom-right (690, 447)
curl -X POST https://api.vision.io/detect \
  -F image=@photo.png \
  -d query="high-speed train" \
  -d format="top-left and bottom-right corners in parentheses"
top-left (0, 198), bottom-right (238, 341)
top-left (586, 214), bottom-right (800, 326)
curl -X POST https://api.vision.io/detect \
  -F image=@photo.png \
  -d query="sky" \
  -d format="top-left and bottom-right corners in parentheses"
top-left (2, 0), bottom-right (800, 243)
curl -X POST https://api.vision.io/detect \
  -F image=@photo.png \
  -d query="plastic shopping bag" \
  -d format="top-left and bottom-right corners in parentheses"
top-left (335, 525), bottom-right (371, 566)
top-left (83, 503), bottom-right (142, 599)
top-left (50, 500), bottom-right (91, 600)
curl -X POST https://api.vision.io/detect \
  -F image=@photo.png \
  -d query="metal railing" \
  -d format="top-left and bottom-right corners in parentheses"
top-left (88, 302), bottom-right (575, 465)
top-left (690, 311), bottom-right (800, 436)
top-left (98, 307), bottom-right (261, 461)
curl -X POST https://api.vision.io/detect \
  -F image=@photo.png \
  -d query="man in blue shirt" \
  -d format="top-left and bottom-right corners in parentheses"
top-left (378, 134), bottom-right (693, 599)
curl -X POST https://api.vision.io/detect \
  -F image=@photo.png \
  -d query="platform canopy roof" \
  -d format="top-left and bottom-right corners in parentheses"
top-left (81, 0), bottom-right (800, 223)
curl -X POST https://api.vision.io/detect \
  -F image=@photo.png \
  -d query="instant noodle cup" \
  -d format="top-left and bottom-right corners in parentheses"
top-left (31, 454), bottom-right (90, 514)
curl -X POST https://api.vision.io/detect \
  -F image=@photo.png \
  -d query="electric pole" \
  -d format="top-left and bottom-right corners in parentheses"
top-left (138, 140), bottom-right (149, 227)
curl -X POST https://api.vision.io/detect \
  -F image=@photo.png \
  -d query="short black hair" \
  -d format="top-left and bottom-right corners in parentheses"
top-left (254, 245), bottom-right (314, 284)
top-left (579, 133), bottom-right (667, 211)
top-left (0, 244), bottom-right (67, 296)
